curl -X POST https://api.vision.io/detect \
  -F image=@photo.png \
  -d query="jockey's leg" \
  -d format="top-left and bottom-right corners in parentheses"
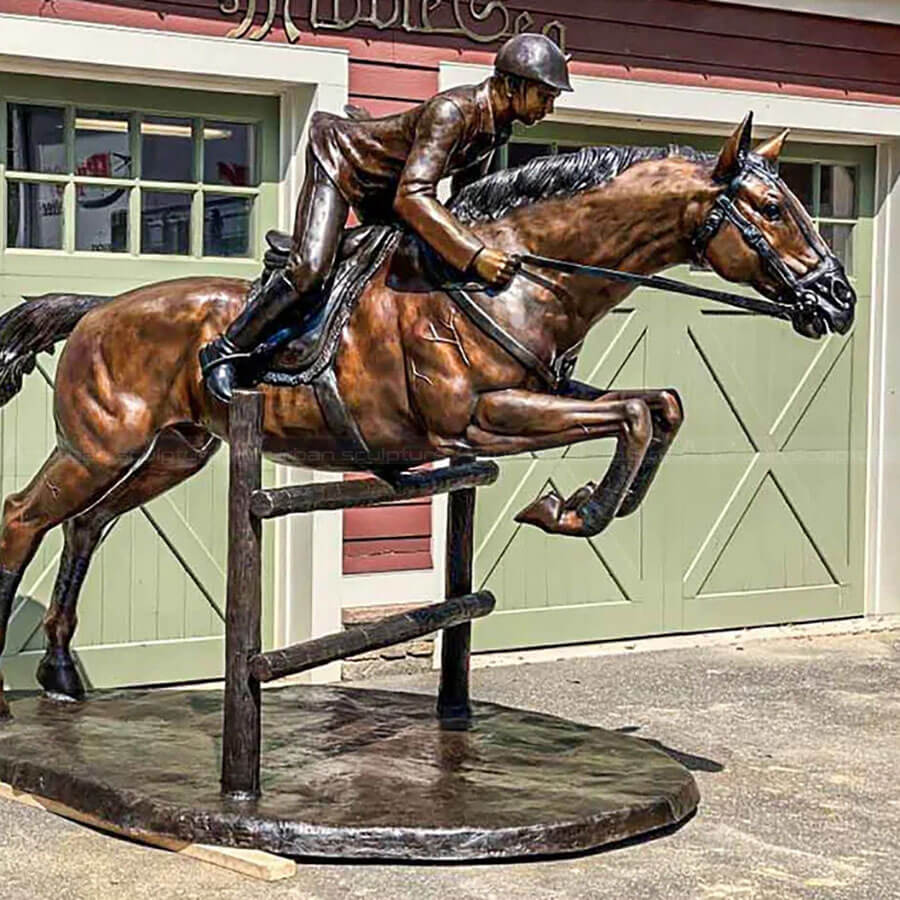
top-left (200, 149), bottom-right (349, 403)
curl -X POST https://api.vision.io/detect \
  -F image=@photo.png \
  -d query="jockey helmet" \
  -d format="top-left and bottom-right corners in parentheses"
top-left (494, 34), bottom-right (573, 93)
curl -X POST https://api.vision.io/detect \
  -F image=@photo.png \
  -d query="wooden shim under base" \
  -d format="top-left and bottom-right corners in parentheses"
top-left (0, 781), bottom-right (296, 882)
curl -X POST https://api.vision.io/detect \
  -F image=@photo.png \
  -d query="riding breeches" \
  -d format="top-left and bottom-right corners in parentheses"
top-left (287, 149), bottom-right (351, 296)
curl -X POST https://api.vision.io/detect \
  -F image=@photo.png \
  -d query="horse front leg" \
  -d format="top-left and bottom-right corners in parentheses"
top-left (559, 381), bottom-right (684, 518)
top-left (464, 389), bottom-right (653, 537)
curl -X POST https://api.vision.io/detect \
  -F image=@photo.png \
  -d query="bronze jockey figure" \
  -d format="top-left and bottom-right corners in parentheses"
top-left (199, 33), bottom-right (573, 403)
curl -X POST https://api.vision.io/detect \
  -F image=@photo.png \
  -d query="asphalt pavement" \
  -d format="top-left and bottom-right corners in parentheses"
top-left (0, 629), bottom-right (897, 899)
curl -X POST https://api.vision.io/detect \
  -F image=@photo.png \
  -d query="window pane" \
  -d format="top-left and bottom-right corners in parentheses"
top-left (778, 162), bottom-right (815, 212)
top-left (819, 222), bottom-right (854, 273)
top-left (141, 190), bottom-right (192, 254)
top-left (75, 110), bottom-right (132, 180)
top-left (508, 142), bottom-right (554, 169)
top-left (141, 117), bottom-right (193, 182)
top-left (820, 165), bottom-right (856, 219)
top-left (204, 122), bottom-right (257, 186)
top-left (6, 104), bottom-right (66, 173)
top-left (204, 194), bottom-right (252, 257)
top-left (7, 181), bottom-right (64, 248)
top-left (76, 185), bottom-right (129, 252)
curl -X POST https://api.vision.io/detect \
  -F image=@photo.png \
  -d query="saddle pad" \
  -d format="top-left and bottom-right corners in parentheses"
top-left (261, 225), bottom-right (402, 387)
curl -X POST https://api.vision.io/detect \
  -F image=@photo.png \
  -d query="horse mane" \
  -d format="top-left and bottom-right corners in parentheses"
top-left (450, 144), bottom-right (717, 224)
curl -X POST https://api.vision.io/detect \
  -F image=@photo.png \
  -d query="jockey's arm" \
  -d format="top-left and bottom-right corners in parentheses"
top-left (394, 98), bottom-right (509, 281)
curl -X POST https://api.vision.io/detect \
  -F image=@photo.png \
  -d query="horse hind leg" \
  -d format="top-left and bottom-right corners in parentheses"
top-left (604, 388), bottom-right (683, 518)
top-left (554, 382), bottom-right (684, 519)
top-left (38, 426), bottom-right (222, 700)
top-left (0, 447), bottom-right (141, 717)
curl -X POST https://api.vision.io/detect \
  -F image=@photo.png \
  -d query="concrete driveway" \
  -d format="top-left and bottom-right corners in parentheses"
top-left (0, 628), bottom-right (897, 899)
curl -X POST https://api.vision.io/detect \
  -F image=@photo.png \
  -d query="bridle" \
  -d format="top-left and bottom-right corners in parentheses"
top-left (690, 153), bottom-right (848, 322)
top-left (504, 152), bottom-right (847, 327)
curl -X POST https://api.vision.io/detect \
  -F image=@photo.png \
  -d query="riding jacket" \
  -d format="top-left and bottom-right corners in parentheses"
top-left (308, 78), bottom-right (510, 273)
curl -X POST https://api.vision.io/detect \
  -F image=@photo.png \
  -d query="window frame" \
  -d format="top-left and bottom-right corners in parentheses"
top-left (1, 75), bottom-right (276, 262)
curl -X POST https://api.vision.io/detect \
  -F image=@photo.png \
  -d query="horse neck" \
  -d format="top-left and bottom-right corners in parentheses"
top-left (508, 159), bottom-right (716, 326)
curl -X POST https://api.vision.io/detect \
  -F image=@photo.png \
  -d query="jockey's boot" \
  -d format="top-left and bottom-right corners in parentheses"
top-left (200, 269), bottom-right (297, 403)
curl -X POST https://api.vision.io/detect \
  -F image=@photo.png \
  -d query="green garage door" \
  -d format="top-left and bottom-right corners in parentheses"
top-left (474, 124), bottom-right (873, 651)
top-left (0, 74), bottom-right (279, 688)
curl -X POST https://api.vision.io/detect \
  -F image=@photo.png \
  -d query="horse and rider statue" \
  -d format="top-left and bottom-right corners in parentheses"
top-left (0, 35), bottom-right (855, 716)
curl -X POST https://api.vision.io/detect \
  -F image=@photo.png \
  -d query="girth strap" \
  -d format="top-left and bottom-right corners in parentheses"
top-left (313, 367), bottom-right (371, 463)
top-left (443, 286), bottom-right (561, 388)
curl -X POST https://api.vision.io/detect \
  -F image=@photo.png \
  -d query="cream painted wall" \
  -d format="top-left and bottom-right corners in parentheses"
top-left (869, 140), bottom-right (900, 614)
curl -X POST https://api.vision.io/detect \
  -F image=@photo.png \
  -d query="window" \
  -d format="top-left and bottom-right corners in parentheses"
top-left (5, 102), bottom-right (259, 257)
top-left (779, 161), bottom-right (858, 274)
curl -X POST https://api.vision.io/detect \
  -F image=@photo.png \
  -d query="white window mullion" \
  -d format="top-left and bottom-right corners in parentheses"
top-left (191, 118), bottom-right (204, 258)
top-left (130, 111), bottom-right (142, 257)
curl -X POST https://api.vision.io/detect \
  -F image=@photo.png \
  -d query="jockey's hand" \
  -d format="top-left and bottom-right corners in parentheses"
top-left (472, 248), bottom-right (520, 286)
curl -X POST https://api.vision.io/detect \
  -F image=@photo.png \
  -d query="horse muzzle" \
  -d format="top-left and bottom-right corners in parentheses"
top-left (787, 257), bottom-right (856, 339)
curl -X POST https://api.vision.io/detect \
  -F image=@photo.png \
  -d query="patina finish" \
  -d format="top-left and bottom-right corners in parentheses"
top-left (0, 116), bottom-right (855, 714)
top-left (0, 685), bottom-right (699, 859)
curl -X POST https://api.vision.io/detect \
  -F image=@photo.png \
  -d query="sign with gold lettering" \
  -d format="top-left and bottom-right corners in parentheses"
top-left (219, 0), bottom-right (566, 50)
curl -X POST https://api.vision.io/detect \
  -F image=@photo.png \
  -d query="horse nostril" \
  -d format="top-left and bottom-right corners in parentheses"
top-left (833, 281), bottom-right (855, 306)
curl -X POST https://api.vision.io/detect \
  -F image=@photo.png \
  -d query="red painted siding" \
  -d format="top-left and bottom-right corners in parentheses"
top-left (341, 475), bottom-right (433, 575)
top-left (3, 1), bottom-right (899, 104)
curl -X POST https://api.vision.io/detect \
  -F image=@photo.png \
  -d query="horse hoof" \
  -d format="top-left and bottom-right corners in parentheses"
top-left (514, 490), bottom-right (564, 534)
top-left (36, 651), bottom-right (85, 701)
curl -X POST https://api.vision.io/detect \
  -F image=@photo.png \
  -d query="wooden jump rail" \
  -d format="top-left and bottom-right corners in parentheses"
top-left (249, 591), bottom-right (495, 682)
top-left (250, 459), bottom-right (499, 518)
top-left (221, 390), bottom-right (500, 799)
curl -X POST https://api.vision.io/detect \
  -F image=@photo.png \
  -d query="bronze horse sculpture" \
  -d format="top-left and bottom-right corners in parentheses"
top-left (0, 115), bottom-right (855, 713)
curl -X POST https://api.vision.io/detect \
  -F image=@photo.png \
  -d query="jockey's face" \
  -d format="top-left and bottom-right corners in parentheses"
top-left (510, 79), bottom-right (560, 125)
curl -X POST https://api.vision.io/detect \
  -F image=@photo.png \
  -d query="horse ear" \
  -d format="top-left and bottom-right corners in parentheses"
top-left (754, 129), bottom-right (790, 162)
top-left (713, 112), bottom-right (754, 181)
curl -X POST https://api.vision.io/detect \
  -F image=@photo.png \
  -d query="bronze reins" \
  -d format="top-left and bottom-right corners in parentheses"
top-left (513, 252), bottom-right (791, 319)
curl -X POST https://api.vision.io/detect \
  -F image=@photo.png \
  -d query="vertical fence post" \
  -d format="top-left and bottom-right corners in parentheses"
top-left (437, 457), bottom-right (476, 721)
top-left (221, 389), bottom-right (264, 798)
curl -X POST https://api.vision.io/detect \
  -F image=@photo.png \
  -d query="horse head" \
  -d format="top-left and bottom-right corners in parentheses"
top-left (694, 113), bottom-right (856, 339)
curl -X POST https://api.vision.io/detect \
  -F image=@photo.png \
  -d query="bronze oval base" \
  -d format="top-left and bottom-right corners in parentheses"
top-left (0, 685), bottom-right (698, 860)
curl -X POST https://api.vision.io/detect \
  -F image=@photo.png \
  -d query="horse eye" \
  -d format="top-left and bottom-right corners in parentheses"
top-left (761, 202), bottom-right (782, 222)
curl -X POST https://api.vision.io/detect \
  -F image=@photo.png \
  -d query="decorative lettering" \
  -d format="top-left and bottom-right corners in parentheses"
top-left (219, 0), bottom-right (566, 50)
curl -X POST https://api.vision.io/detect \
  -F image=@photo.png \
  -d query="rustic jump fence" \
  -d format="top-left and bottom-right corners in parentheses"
top-left (221, 390), bottom-right (499, 798)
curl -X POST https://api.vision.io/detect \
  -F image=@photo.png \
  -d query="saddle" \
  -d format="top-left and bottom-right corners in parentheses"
top-left (253, 226), bottom-right (574, 463)
top-left (258, 225), bottom-right (401, 387)
top-left (257, 226), bottom-right (467, 386)
top-left (255, 224), bottom-right (464, 469)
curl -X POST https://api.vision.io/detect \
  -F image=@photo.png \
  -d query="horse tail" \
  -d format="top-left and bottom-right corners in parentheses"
top-left (0, 293), bottom-right (114, 407)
